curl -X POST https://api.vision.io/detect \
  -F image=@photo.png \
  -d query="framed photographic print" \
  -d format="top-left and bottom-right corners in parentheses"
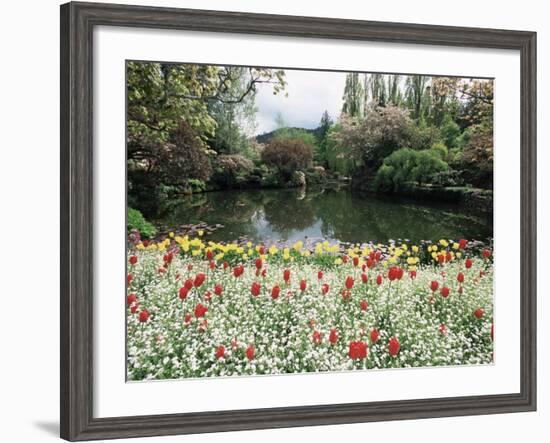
top-left (60, 1), bottom-right (537, 441)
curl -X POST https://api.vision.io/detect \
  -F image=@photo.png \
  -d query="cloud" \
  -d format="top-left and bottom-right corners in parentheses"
top-left (254, 69), bottom-right (346, 135)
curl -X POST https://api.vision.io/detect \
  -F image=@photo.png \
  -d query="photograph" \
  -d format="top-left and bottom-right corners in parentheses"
top-left (125, 61), bottom-right (495, 381)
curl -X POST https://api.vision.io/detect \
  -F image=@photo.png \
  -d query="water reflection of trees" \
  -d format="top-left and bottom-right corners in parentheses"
top-left (262, 190), bottom-right (317, 235)
top-left (160, 189), bottom-right (492, 244)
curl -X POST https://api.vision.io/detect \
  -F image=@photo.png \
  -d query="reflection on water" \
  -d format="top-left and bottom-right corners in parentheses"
top-left (157, 188), bottom-right (493, 245)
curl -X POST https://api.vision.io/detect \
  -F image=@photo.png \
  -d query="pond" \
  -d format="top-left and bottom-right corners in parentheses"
top-left (156, 188), bottom-right (493, 245)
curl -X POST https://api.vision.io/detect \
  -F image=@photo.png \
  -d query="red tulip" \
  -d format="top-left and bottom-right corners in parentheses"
top-left (345, 276), bottom-right (354, 290)
top-left (163, 252), bottom-right (173, 265)
top-left (482, 249), bottom-right (491, 259)
top-left (233, 265), bottom-right (244, 278)
top-left (342, 255), bottom-right (349, 264)
top-left (246, 345), bottom-right (255, 360)
top-left (353, 256), bottom-right (359, 267)
top-left (360, 300), bottom-right (368, 311)
top-left (409, 270), bottom-right (417, 279)
top-left (439, 323), bottom-right (447, 335)
top-left (283, 269), bottom-right (291, 283)
top-left (465, 258), bottom-right (473, 269)
top-left (138, 310), bottom-right (149, 323)
top-left (370, 328), bottom-right (379, 343)
top-left (179, 287), bottom-right (189, 300)
top-left (457, 272), bottom-right (465, 283)
top-left (127, 274), bottom-right (133, 285)
top-left (366, 258), bottom-right (375, 269)
top-left (129, 255), bottom-right (138, 265)
top-left (317, 271), bottom-right (323, 280)
top-left (459, 239), bottom-right (468, 249)
top-left (215, 345), bottom-right (225, 359)
top-left (206, 249), bottom-right (214, 260)
top-left (204, 290), bottom-right (212, 301)
top-left (440, 286), bottom-right (450, 298)
top-left (271, 285), bottom-right (280, 299)
top-left (312, 330), bottom-right (322, 344)
top-left (348, 341), bottom-right (368, 360)
top-left (184, 313), bottom-right (192, 324)
top-left (251, 282), bottom-right (261, 297)
top-left (361, 273), bottom-right (368, 284)
top-left (474, 308), bottom-right (484, 319)
top-left (127, 293), bottom-right (137, 305)
top-left (184, 279), bottom-right (194, 290)
top-left (194, 273), bottom-right (206, 287)
top-left (261, 268), bottom-right (267, 278)
top-left (437, 254), bottom-right (445, 264)
top-left (388, 266), bottom-right (402, 281)
top-left (130, 303), bottom-right (139, 314)
top-left (430, 281), bottom-right (439, 292)
top-left (329, 328), bottom-right (338, 344)
top-left (341, 289), bottom-right (351, 300)
top-left (209, 261), bottom-right (216, 270)
top-left (214, 284), bottom-right (223, 296)
top-left (259, 246), bottom-right (266, 255)
top-left (388, 337), bottom-right (400, 356)
top-left (321, 283), bottom-right (330, 295)
top-left (187, 264), bottom-right (193, 271)
top-left (376, 275), bottom-right (383, 285)
top-left (223, 261), bottom-right (229, 270)
top-left (194, 303), bottom-right (208, 318)
top-left (255, 258), bottom-right (263, 269)
top-left (300, 279), bottom-right (307, 292)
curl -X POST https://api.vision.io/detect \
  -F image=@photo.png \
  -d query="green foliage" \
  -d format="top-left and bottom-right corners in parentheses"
top-left (342, 73), bottom-right (364, 117)
top-left (412, 150), bottom-right (449, 186)
top-left (440, 114), bottom-right (462, 151)
top-left (272, 127), bottom-right (317, 146)
top-left (324, 124), bottom-right (357, 176)
top-left (409, 121), bottom-right (442, 151)
top-left (460, 123), bottom-right (493, 188)
top-left (374, 148), bottom-right (448, 191)
top-left (127, 208), bottom-right (157, 239)
top-left (315, 111), bottom-right (334, 167)
top-left (430, 141), bottom-right (448, 160)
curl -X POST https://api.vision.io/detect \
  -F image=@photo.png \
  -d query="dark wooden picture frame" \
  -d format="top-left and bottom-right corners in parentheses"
top-left (60, 1), bottom-right (537, 440)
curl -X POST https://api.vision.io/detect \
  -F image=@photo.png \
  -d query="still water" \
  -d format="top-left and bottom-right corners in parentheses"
top-left (157, 188), bottom-right (492, 245)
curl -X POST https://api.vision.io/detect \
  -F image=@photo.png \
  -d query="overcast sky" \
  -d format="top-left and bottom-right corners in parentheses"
top-left (253, 69), bottom-right (347, 135)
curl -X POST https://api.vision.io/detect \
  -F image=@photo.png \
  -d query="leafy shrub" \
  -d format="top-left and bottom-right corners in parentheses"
top-left (412, 150), bottom-right (448, 185)
top-left (127, 207), bottom-right (157, 239)
top-left (261, 138), bottom-right (314, 180)
top-left (409, 123), bottom-right (442, 151)
top-left (324, 124), bottom-right (357, 176)
top-left (374, 148), bottom-right (448, 191)
top-left (430, 141), bottom-right (448, 160)
top-left (440, 114), bottom-right (462, 151)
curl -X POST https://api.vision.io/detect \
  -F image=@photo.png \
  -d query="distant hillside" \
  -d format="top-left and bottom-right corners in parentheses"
top-left (255, 126), bottom-right (321, 144)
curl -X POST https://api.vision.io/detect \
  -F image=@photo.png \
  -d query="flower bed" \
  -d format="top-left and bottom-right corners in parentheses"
top-left (126, 236), bottom-right (493, 381)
